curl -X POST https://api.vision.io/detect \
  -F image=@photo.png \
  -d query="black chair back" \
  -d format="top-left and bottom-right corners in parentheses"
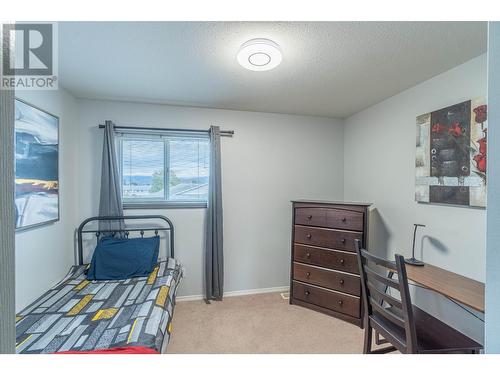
top-left (355, 239), bottom-right (418, 353)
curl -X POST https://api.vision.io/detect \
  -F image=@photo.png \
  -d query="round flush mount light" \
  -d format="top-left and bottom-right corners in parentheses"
top-left (237, 38), bottom-right (282, 71)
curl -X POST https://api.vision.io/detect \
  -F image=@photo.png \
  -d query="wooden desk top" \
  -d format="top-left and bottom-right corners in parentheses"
top-left (405, 263), bottom-right (485, 313)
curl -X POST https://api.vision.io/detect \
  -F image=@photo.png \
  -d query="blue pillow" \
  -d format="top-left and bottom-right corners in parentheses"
top-left (87, 236), bottom-right (160, 280)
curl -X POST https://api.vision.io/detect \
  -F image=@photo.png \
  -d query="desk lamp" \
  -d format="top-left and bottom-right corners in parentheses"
top-left (405, 223), bottom-right (426, 266)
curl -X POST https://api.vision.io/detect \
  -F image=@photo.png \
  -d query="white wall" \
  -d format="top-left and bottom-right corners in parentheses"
top-left (15, 88), bottom-right (79, 311)
top-left (76, 100), bottom-right (345, 298)
top-left (344, 54), bottom-right (487, 343)
top-left (485, 22), bottom-right (500, 353)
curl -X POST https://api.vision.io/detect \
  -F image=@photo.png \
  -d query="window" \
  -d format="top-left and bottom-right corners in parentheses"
top-left (117, 131), bottom-right (209, 207)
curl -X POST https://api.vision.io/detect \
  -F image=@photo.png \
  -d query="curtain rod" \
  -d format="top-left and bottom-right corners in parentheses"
top-left (98, 122), bottom-right (234, 137)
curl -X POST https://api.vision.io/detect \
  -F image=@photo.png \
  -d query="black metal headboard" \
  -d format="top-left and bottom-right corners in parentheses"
top-left (77, 215), bottom-right (174, 266)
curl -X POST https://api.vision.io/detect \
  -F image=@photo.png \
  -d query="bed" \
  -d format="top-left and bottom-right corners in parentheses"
top-left (15, 215), bottom-right (183, 354)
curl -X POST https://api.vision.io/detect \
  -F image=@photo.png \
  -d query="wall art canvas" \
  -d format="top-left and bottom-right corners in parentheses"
top-left (415, 97), bottom-right (487, 208)
top-left (15, 99), bottom-right (59, 230)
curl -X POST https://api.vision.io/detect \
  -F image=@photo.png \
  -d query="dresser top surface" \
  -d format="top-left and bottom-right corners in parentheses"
top-left (292, 200), bottom-right (372, 207)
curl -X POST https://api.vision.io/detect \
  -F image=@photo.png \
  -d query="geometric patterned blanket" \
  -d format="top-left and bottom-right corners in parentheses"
top-left (15, 258), bottom-right (183, 354)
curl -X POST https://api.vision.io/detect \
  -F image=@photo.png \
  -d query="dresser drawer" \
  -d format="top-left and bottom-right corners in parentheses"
top-left (293, 263), bottom-right (360, 295)
top-left (294, 244), bottom-right (359, 274)
top-left (295, 207), bottom-right (327, 227)
top-left (292, 281), bottom-right (360, 318)
top-left (326, 209), bottom-right (363, 232)
top-left (294, 225), bottom-right (362, 252)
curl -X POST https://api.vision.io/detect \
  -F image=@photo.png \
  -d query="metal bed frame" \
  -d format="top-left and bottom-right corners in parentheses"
top-left (77, 215), bottom-right (174, 266)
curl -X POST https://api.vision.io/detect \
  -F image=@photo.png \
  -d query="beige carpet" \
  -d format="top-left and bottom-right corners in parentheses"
top-left (167, 292), bottom-right (366, 354)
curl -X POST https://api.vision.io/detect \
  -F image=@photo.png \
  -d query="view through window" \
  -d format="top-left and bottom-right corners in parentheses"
top-left (119, 133), bottom-right (209, 204)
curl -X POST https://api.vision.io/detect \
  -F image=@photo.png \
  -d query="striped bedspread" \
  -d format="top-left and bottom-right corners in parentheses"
top-left (15, 258), bottom-right (183, 354)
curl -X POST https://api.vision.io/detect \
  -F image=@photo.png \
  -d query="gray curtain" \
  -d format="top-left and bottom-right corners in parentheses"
top-left (98, 120), bottom-right (124, 232)
top-left (205, 125), bottom-right (224, 302)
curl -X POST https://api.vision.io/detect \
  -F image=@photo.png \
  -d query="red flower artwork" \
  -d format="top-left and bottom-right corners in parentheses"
top-left (432, 123), bottom-right (446, 133)
top-left (473, 105), bottom-right (487, 123)
top-left (448, 122), bottom-right (463, 137)
top-left (478, 133), bottom-right (487, 155)
top-left (474, 130), bottom-right (487, 174)
top-left (474, 153), bottom-right (486, 173)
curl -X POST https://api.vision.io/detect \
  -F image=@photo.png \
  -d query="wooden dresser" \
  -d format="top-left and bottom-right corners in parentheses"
top-left (290, 200), bottom-right (371, 327)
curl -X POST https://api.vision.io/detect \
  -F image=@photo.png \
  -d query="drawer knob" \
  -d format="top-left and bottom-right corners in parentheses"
top-left (338, 300), bottom-right (343, 306)
top-left (305, 290), bottom-right (310, 296)
top-left (307, 215), bottom-right (312, 220)
top-left (306, 272), bottom-right (311, 278)
top-left (341, 238), bottom-right (346, 244)
top-left (339, 279), bottom-right (345, 285)
top-left (342, 217), bottom-right (347, 222)
top-left (306, 234), bottom-right (312, 239)
top-left (339, 259), bottom-right (345, 265)
top-left (306, 252), bottom-right (311, 258)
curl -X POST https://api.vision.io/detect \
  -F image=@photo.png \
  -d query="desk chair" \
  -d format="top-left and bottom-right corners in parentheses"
top-left (354, 240), bottom-right (482, 354)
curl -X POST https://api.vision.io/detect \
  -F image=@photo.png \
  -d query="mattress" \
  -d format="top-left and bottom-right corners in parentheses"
top-left (15, 258), bottom-right (183, 354)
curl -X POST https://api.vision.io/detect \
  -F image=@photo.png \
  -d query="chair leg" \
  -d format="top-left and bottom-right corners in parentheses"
top-left (375, 332), bottom-right (389, 345)
top-left (363, 325), bottom-right (373, 354)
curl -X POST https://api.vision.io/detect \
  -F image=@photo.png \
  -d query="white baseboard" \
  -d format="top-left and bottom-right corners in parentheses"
top-left (176, 285), bottom-right (290, 302)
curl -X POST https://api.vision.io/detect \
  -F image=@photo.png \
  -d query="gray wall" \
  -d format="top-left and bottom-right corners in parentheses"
top-left (15, 89), bottom-right (80, 311)
top-left (75, 100), bottom-right (345, 298)
top-left (486, 22), bottom-right (500, 353)
top-left (344, 54), bottom-right (487, 343)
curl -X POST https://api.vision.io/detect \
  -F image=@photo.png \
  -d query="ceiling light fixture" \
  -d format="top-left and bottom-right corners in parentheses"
top-left (237, 38), bottom-right (282, 71)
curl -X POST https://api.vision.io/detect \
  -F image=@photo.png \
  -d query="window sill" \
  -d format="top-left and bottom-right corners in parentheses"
top-left (123, 202), bottom-right (207, 210)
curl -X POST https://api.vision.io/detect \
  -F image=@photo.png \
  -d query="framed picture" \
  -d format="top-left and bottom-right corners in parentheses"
top-left (415, 97), bottom-right (487, 208)
top-left (15, 98), bottom-right (59, 230)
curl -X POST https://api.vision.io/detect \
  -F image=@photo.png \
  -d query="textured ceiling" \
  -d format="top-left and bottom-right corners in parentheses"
top-left (59, 21), bottom-right (487, 118)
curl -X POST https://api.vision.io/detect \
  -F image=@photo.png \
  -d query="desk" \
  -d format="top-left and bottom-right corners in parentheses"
top-left (404, 263), bottom-right (485, 313)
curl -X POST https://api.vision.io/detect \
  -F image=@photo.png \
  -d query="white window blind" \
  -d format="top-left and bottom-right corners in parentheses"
top-left (117, 130), bottom-right (209, 206)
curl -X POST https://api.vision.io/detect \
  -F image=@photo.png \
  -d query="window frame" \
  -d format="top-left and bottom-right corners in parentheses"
top-left (116, 130), bottom-right (209, 209)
